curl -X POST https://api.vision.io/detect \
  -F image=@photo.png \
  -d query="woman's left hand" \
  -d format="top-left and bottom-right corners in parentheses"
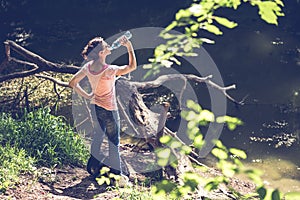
top-left (120, 36), bottom-right (131, 48)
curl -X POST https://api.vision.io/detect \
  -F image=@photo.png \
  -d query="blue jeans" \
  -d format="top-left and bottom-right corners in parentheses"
top-left (91, 105), bottom-right (121, 175)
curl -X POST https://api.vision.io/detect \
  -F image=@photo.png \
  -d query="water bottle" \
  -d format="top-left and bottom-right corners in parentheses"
top-left (109, 31), bottom-right (132, 50)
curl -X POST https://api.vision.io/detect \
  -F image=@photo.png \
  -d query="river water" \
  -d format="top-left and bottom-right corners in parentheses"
top-left (1, 0), bottom-right (300, 193)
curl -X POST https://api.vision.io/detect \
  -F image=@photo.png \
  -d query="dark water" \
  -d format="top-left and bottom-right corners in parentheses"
top-left (1, 0), bottom-right (300, 192)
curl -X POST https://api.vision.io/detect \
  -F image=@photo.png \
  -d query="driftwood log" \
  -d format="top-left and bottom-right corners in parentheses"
top-left (1, 40), bottom-right (245, 197)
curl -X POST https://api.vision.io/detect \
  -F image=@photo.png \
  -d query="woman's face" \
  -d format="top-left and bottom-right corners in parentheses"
top-left (99, 41), bottom-right (111, 57)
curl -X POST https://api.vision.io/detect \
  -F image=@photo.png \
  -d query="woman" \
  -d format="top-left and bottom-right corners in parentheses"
top-left (69, 34), bottom-right (136, 182)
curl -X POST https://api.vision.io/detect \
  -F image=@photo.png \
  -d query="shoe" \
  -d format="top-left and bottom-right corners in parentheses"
top-left (87, 155), bottom-right (108, 179)
top-left (87, 155), bottom-right (100, 177)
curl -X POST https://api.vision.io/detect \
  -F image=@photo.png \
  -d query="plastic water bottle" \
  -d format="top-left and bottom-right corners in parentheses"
top-left (109, 31), bottom-right (132, 50)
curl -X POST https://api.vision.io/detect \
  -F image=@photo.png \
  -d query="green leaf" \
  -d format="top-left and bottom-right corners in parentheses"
top-left (285, 192), bottom-right (300, 200)
top-left (201, 1), bottom-right (215, 11)
top-left (170, 141), bottom-right (182, 149)
top-left (275, 0), bottom-right (284, 7)
top-left (176, 9), bottom-right (192, 20)
top-left (229, 148), bottom-right (247, 159)
top-left (222, 167), bottom-right (235, 177)
top-left (205, 180), bottom-right (220, 191)
top-left (214, 140), bottom-right (226, 150)
top-left (185, 111), bottom-right (197, 121)
top-left (257, 187), bottom-right (267, 199)
top-left (227, 123), bottom-right (237, 130)
top-left (160, 135), bottom-right (172, 144)
top-left (96, 176), bottom-right (111, 186)
top-left (180, 145), bottom-right (192, 155)
top-left (187, 120), bottom-right (197, 129)
top-left (182, 172), bottom-right (201, 190)
top-left (157, 158), bottom-right (169, 167)
top-left (272, 189), bottom-right (281, 200)
top-left (186, 100), bottom-right (202, 112)
top-left (216, 116), bottom-right (243, 130)
top-left (212, 148), bottom-right (228, 160)
top-left (247, 170), bottom-right (263, 185)
top-left (194, 134), bottom-right (204, 149)
top-left (187, 126), bottom-right (200, 139)
top-left (216, 116), bottom-right (242, 125)
top-left (164, 21), bottom-right (178, 32)
top-left (214, 16), bottom-right (238, 28)
top-left (183, 43), bottom-right (193, 52)
top-left (232, 0), bottom-right (241, 9)
top-left (255, 1), bottom-right (284, 25)
top-left (157, 148), bottom-right (171, 159)
top-left (154, 45), bottom-right (167, 57)
top-left (190, 24), bottom-right (199, 32)
top-left (198, 110), bottom-right (215, 122)
top-left (154, 180), bottom-right (177, 193)
top-left (161, 33), bottom-right (177, 39)
top-left (205, 24), bottom-right (223, 35)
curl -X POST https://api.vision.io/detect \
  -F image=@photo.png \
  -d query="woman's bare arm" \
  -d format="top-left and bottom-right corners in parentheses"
top-left (116, 37), bottom-right (137, 76)
top-left (69, 69), bottom-right (93, 99)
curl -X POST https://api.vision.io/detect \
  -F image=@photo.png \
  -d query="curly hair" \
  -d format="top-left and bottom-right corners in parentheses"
top-left (81, 37), bottom-right (104, 60)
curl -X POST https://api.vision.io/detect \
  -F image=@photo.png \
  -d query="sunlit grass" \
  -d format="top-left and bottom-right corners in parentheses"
top-left (0, 108), bottom-right (89, 193)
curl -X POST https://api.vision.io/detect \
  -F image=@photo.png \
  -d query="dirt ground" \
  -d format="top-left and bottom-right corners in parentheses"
top-left (0, 144), bottom-right (257, 200)
top-left (0, 165), bottom-right (257, 200)
top-left (0, 166), bottom-right (119, 200)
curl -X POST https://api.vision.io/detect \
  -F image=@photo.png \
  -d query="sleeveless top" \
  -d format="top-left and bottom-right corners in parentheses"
top-left (80, 61), bottom-right (126, 110)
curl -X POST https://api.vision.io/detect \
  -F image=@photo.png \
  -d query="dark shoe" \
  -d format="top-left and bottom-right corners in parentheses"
top-left (87, 155), bottom-right (103, 178)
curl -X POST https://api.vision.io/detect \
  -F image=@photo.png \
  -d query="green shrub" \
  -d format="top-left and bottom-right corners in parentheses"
top-left (0, 108), bottom-right (89, 167)
top-left (0, 144), bottom-right (35, 193)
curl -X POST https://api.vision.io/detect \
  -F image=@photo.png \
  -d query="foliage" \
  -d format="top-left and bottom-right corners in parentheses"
top-left (95, 167), bottom-right (154, 200)
top-left (143, 0), bottom-right (285, 78)
top-left (0, 144), bottom-right (35, 193)
top-left (143, 1), bottom-right (294, 198)
top-left (0, 108), bottom-right (89, 167)
top-left (114, 180), bottom-right (153, 200)
top-left (152, 100), bottom-right (300, 200)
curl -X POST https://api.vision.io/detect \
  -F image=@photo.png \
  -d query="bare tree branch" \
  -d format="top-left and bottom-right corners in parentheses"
top-left (1, 40), bottom-right (80, 83)
top-left (35, 74), bottom-right (70, 88)
top-left (0, 57), bottom-right (41, 82)
top-left (130, 74), bottom-right (244, 105)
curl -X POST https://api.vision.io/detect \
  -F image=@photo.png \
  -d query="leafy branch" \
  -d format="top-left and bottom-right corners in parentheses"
top-left (144, 0), bottom-right (285, 77)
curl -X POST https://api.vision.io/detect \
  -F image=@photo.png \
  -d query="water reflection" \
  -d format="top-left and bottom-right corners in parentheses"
top-left (245, 157), bottom-right (300, 193)
top-left (8, 25), bottom-right (33, 46)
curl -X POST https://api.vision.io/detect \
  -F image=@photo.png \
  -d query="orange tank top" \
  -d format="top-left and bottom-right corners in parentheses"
top-left (81, 61), bottom-right (119, 110)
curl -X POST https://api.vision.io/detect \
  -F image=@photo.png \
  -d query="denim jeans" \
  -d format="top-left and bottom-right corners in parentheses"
top-left (91, 104), bottom-right (121, 175)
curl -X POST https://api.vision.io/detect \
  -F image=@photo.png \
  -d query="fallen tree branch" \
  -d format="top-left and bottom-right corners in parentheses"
top-left (1, 40), bottom-right (80, 82)
top-left (0, 57), bottom-right (41, 82)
